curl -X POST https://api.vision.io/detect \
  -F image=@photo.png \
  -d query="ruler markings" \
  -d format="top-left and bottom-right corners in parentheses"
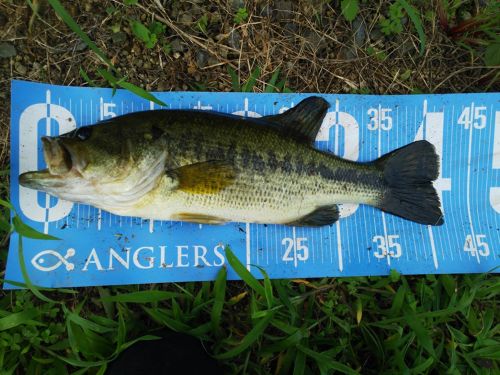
top-left (426, 103), bottom-right (440, 269)
top-left (361, 105), bottom-right (371, 265)
top-left (352, 106), bottom-right (361, 264)
top-left (442, 106), bottom-right (453, 261)
top-left (466, 103), bottom-right (480, 263)
top-left (491, 108), bottom-right (499, 243)
top-left (292, 226), bottom-right (298, 268)
top-left (474, 105), bottom-right (482, 258)
top-left (255, 223), bottom-right (259, 265)
top-left (392, 104), bottom-right (401, 266)
top-left (378, 104), bottom-right (390, 266)
top-left (14, 87), bottom-right (500, 286)
top-left (328, 218), bottom-right (333, 264)
top-left (407, 106), bottom-right (418, 263)
top-left (246, 222), bottom-right (251, 271)
top-left (449, 105), bottom-right (461, 261)
top-left (402, 106), bottom-right (410, 262)
top-left (266, 225), bottom-right (269, 265)
top-left (273, 224), bottom-right (279, 264)
top-left (320, 226), bottom-right (324, 264)
top-left (336, 220), bottom-right (343, 271)
top-left (458, 105), bottom-right (471, 261)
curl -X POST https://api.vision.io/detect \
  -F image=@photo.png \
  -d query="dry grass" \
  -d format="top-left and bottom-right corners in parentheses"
top-left (0, 0), bottom-right (498, 172)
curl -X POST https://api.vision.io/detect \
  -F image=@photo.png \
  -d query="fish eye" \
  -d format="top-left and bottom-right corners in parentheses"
top-left (75, 126), bottom-right (92, 141)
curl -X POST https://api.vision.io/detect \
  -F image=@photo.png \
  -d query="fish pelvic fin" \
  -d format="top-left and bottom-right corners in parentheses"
top-left (376, 140), bottom-right (444, 226)
top-left (262, 96), bottom-right (329, 144)
top-left (167, 160), bottom-right (237, 194)
top-left (172, 213), bottom-right (227, 224)
top-left (286, 204), bottom-right (339, 227)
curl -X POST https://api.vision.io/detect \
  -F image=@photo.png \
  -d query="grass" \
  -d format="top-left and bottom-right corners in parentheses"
top-left (0, 0), bottom-right (499, 373)
top-left (0, 237), bottom-right (498, 373)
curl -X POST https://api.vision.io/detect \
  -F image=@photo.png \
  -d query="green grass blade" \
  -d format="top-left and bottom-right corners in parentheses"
top-left (273, 280), bottom-right (297, 318)
top-left (17, 236), bottom-right (57, 303)
top-left (66, 319), bottom-right (81, 358)
top-left (411, 356), bottom-right (434, 373)
top-left (79, 67), bottom-right (97, 87)
top-left (389, 284), bottom-right (406, 315)
top-left (188, 322), bottom-right (213, 337)
top-left (215, 312), bottom-right (274, 359)
top-left (258, 267), bottom-right (275, 308)
top-left (38, 346), bottom-right (108, 368)
top-left (97, 287), bottom-right (115, 319)
top-left (264, 328), bottom-right (306, 353)
top-left (242, 67), bottom-right (261, 92)
top-left (13, 216), bottom-right (59, 240)
top-left (3, 279), bottom-right (76, 294)
top-left (227, 66), bottom-right (241, 91)
top-left (95, 364), bottom-right (108, 375)
top-left (404, 309), bottom-right (436, 358)
top-left (116, 306), bottom-right (126, 351)
top-left (293, 349), bottom-right (306, 375)
top-left (0, 198), bottom-right (14, 210)
top-left (398, 0), bottom-right (426, 56)
top-left (97, 69), bottom-right (167, 107)
top-left (46, 0), bottom-right (113, 68)
top-left (0, 308), bottom-right (39, 331)
top-left (264, 69), bottom-right (281, 93)
top-left (142, 307), bottom-right (191, 332)
top-left (118, 335), bottom-right (161, 352)
top-left (100, 290), bottom-right (184, 303)
top-left (211, 266), bottom-right (226, 333)
top-left (224, 246), bottom-right (265, 298)
top-left (297, 345), bottom-right (358, 375)
top-left (88, 315), bottom-right (118, 329)
top-left (360, 324), bottom-right (385, 363)
top-left (0, 216), bottom-right (13, 233)
top-left (70, 366), bottom-right (90, 375)
top-left (64, 307), bottom-right (115, 334)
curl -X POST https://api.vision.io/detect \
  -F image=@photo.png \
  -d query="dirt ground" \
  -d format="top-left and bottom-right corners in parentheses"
top-left (0, 0), bottom-right (498, 174)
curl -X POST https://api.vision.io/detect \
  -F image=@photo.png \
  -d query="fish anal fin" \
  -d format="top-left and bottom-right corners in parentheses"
top-left (286, 205), bottom-right (339, 227)
top-left (168, 160), bottom-right (236, 194)
top-left (262, 96), bottom-right (329, 143)
top-left (172, 213), bottom-right (227, 225)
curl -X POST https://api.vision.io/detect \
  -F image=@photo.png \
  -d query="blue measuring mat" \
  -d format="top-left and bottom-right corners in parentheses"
top-left (4, 80), bottom-right (499, 288)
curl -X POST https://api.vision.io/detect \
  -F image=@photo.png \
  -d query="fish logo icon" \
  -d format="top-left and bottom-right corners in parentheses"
top-left (31, 248), bottom-right (76, 272)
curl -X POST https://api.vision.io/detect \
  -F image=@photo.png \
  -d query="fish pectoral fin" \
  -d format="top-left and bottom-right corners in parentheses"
top-left (286, 205), bottom-right (339, 227)
top-left (172, 213), bottom-right (227, 225)
top-left (261, 96), bottom-right (329, 144)
top-left (167, 160), bottom-right (237, 194)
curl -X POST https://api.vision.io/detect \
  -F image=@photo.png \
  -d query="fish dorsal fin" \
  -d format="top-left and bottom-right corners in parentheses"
top-left (167, 160), bottom-right (236, 194)
top-left (262, 96), bottom-right (329, 143)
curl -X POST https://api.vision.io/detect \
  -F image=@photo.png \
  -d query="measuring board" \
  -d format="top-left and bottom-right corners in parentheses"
top-left (4, 80), bottom-right (499, 288)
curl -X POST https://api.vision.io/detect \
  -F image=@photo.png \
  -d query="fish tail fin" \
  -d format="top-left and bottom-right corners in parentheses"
top-left (375, 140), bottom-right (444, 226)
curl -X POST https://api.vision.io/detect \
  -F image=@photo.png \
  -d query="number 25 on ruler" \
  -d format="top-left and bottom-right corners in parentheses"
top-left (282, 237), bottom-right (309, 262)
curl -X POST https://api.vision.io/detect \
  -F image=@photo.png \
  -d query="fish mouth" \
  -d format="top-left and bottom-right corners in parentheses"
top-left (42, 136), bottom-right (74, 175)
top-left (19, 137), bottom-right (82, 190)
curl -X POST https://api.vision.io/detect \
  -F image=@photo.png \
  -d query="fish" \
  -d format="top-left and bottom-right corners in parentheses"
top-left (19, 96), bottom-right (444, 227)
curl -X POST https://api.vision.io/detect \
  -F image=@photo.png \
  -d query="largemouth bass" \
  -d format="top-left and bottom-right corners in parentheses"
top-left (19, 97), bottom-right (444, 226)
